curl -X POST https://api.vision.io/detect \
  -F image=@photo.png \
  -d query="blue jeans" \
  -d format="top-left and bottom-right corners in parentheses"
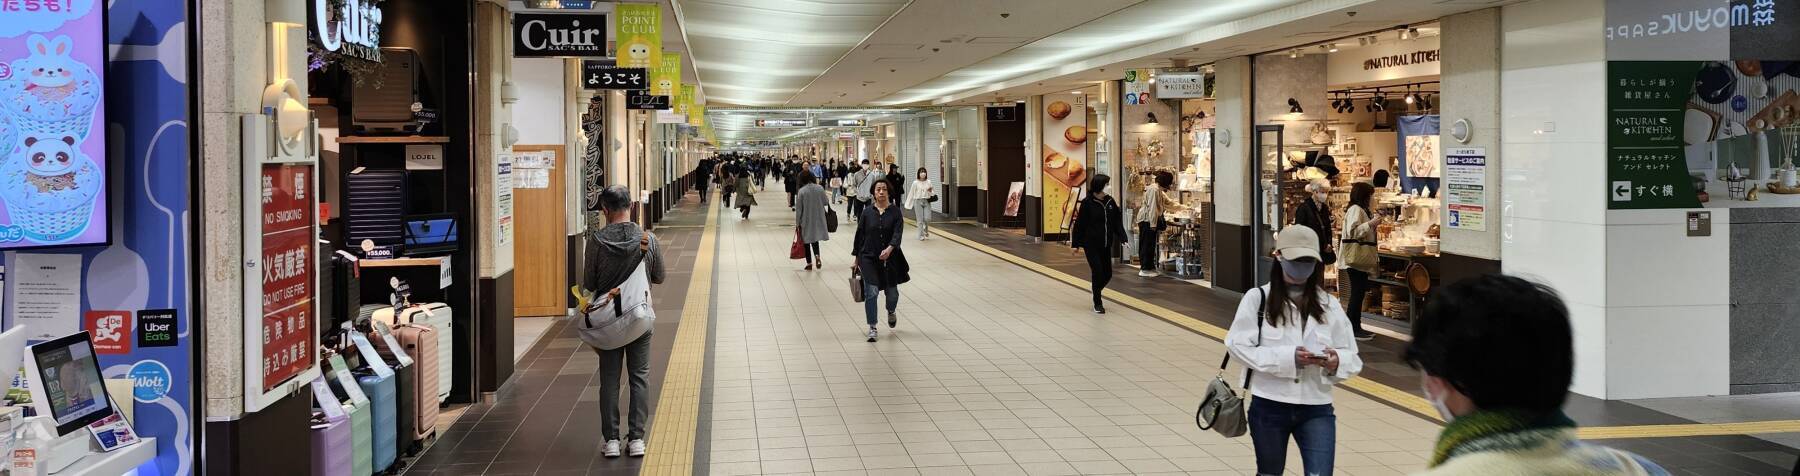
top-left (862, 282), bottom-right (898, 326)
top-left (1248, 396), bottom-right (1336, 476)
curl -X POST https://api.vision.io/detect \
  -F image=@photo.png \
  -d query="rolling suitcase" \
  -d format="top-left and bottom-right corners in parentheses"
top-left (375, 303), bottom-right (453, 403)
top-left (345, 169), bottom-right (407, 248)
top-left (325, 355), bottom-right (373, 476)
top-left (367, 320), bottom-right (436, 453)
top-left (392, 323), bottom-right (440, 444)
top-left (351, 334), bottom-right (399, 474)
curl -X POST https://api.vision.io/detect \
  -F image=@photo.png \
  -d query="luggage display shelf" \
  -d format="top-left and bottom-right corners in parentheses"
top-left (336, 136), bottom-right (450, 144)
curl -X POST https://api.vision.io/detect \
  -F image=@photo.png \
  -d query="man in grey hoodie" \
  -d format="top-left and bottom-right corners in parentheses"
top-left (583, 185), bottom-right (665, 458)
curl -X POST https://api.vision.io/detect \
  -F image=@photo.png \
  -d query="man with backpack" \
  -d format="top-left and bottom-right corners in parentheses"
top-left (580, 185), bottom-right (666, 458)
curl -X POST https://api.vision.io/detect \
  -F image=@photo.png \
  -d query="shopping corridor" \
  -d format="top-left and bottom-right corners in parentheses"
top-left (696, 190), bottom-right (1441, 475)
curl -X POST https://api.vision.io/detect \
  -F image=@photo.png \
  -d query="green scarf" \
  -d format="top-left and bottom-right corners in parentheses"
top-left (1429, 409), bottom-right (1577, 467)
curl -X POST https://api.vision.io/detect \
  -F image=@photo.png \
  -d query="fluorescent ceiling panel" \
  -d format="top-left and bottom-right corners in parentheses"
top-left (678, 0), bottom-right (910, 106)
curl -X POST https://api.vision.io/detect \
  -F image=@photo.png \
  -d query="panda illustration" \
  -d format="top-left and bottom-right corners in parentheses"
top-left (21, 136), bottom-right (79, 193)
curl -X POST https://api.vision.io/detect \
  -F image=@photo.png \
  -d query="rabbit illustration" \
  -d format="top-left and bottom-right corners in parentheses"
top-left (13, 35), bottom-right (88, 105)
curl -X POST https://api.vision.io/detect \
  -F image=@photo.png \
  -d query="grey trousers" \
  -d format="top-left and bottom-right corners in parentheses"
top-left (597, 330), bottom-right (653, 440)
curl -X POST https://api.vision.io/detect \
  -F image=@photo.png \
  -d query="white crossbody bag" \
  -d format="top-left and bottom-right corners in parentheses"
top-left (575, 260), bottom-right (656, 351)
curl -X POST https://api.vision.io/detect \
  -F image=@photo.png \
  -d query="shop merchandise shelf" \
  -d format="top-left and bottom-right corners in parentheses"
top-left (336, 136), bottom-right (451, 144)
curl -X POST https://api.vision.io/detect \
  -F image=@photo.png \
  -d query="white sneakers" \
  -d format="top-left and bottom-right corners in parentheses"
top-left (867, 327), bottom-right (878, 342)
top-left (1138, 270), bottom-right (1159, 277)
top-left (629, 439), bottom-right (647, 457)
top-left (605, 439), bottom-right (647, 457)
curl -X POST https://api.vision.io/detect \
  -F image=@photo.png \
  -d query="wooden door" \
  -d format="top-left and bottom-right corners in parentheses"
top-left (511, 145), bottom-right (567, 318)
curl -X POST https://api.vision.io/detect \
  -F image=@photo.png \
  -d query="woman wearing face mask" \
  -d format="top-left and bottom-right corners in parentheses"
top-left (1404, 275), bottom-right (1664, 474)
top-left (1292, 179), bottom-right (1336, 265)
top-left (851, 180), bottom-right (909, 342)
top-left (1226, 224), bottom-right (1363, 476)
top-left (904, 167), bottom-right (937, 240)
top-left (1069, 174), bottom-right (1128, 314)
top-left (1339, 182), bottom-right (1383, 341)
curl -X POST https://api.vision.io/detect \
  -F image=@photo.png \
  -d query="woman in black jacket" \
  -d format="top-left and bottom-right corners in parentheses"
top-left (851, 180), bottom-right (909, 342)
top-left (883, 164), bottom-right (906, 203)
top-left (1069, 174), bottom-right (1129, 314)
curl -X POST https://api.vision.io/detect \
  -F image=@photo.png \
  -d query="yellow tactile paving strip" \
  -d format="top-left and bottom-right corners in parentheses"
top-left (640, 193), bottom-right (720, 476)
top-left (925, 225), bottom-right (1800, 441)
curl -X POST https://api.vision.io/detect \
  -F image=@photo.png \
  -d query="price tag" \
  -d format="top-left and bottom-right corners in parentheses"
top-left (350, 334), bottom-right (394, 379)
top-left (372, 321), bottom-right (414, 367)
top-left (311, 376), bottom-right (346, 419)
top-left (327, 355), bottom-right (367, 405)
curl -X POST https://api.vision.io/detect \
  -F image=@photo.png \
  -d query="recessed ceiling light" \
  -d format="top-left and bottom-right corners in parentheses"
top-left (1328, 43), bottom-right (1338, 53)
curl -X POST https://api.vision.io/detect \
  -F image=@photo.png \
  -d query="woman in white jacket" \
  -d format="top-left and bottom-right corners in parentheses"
top-left (1226, 224), bottom-right (1363, 476)
top-left (903, 168), bottom-right (937, 240)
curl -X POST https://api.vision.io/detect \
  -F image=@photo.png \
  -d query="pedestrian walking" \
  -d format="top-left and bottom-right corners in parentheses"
top-left (904, 167), bottom-right (937, 240)
top-left (795, 173), bottom-right (830, 270)
top-left (1226, 224), bottom-right (1363, 476)
top-left (734, 171), bottom-right (757, 219)
top-left (851, 180), bottom-right (908, 342)
top-left (1068, 174), bottom-right (1127, 314)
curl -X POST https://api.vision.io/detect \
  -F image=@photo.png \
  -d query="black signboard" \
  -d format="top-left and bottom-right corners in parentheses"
top-left (514, 13), bottom-right (608, 57)
top-left (986, 106), bottom-right (1018, 122)
top-left (137, 309), bottom-right (179, 348)
top-left (582, 61), bottom-right (648, 90)
top-left (626, 90), bottom-right (671, 110)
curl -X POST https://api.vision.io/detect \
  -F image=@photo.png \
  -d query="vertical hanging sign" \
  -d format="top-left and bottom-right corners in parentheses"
top-left (613, 3), bottom-right (662, 68)
top-left (652, 52), bottom-right (681, 97)
top-left (676, 84), bottom-right (695, 117)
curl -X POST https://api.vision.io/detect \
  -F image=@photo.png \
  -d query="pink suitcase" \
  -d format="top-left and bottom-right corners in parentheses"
top-left (393, 323), bottom-right (440, 443)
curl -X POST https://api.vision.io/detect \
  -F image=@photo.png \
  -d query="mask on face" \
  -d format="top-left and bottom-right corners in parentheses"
top-left (1421, 376), bottom-right (1455, 421)
top-left (1278, 259), bottom-right (1315, 283)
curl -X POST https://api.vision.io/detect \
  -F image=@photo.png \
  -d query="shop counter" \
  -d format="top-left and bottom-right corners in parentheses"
top-left (55, 437), bottom-right (155, 475)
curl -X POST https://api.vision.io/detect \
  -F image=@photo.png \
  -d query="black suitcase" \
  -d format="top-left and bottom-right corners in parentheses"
top-left (345, 170), bottom-right (407, 249)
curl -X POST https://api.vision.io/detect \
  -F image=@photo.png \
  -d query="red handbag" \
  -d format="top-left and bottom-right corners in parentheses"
top-left (790, 229), bottom-right (806, 260)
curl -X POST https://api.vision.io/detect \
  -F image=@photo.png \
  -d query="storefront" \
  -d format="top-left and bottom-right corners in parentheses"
top-left (1251, 23), bottom-right (1467, 331)
top-left (1122, 67), bottom-right (1218, 283)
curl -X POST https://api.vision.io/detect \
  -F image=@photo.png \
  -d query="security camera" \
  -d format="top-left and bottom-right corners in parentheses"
top-left (1346, 11), bottom-right (1357, 17)
top-left (1000, 13), bottom-right (1010, 18)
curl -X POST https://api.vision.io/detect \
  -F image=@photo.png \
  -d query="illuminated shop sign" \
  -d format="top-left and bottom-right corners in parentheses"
top-left (313, 0), bottom-right (383, 62)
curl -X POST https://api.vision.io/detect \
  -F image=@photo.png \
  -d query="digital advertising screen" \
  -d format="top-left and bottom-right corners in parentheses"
top-left (0, 0), bottom-right (108, 248)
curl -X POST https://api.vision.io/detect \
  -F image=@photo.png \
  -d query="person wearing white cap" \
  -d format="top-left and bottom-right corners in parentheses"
top-left (1225, 224), bottom-right (1363, 476)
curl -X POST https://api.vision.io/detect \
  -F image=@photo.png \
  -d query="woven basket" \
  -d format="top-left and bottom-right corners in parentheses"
top-left (10, 200), bottom-right (94, 243)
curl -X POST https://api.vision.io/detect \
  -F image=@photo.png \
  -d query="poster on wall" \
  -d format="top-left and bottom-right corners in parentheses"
top-left (496, 154), bottom-right (514, 245)
top-left (1123, 69), bottom-right (1151, 105)
top-left (613, 3), bottom-right (662, 68)
top-left (1445, 147), bottom-right (1487, 231)
top-left (0, 0), bottom-right (109, 249)
top-left (1041, 94), bottom-right (1088, 233)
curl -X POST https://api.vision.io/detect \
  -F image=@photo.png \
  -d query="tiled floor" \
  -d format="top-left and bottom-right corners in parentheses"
top-left (515, 316), bottom-right (557, 362)
top-left (701, 190), bottom-right (1439, 476)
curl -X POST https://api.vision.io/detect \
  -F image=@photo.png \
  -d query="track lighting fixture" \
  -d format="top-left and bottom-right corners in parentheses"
top-left (1328, 43), bottom-right (1339, 53)
top-left (1358, 37), bottom-right (1368, 46)
top-left (1400, 26), bottom-right (1413, 40)
top-left (1289, 49), bottom-right (1300, 58)
top-left (1409, 27), bottom-right (1421, 39)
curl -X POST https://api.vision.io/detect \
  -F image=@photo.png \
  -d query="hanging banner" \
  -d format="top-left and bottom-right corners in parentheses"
top-left (613, 3), bottom-right (662, 68)
top-left (651, 51), bottom-right (681, 97)
top-left (513, 13), bottom-right (607, 57)
top-left (1041, 93), bottom-right (1088, 233)
top-left (690, 104), bottom-right (706, 127)
top-left (675, 84), bottom-right (694, 117)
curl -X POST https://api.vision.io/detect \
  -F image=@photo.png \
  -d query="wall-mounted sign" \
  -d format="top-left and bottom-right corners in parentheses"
top-left (1444, 147), bottom-right (1487, 231)
top-left (986, 106), bottom-right (1017, 122)
top-left (404, 144), bottom-right (444, 170)
top-left (1605, 0), bottom-right (1793, 60)
top-left (614, 3), bottom-right (662, 68)
top-left (581, 61), bottom-right (647, 90)
top-left (755, 118), bottom-right (809, 127)
top-left (256, 164), bottom-right (317, 392)
top-left (1155, 72), bottom-right (1208, 99)
top-left (1124, 69), bottom-right (1152, 104)
top-left (626, 89), bottom-right (671, 110)
top-left (313, 0), bottom-right (384, 62)
top-left (1327, 35), bottom-right (1440, 86)
top-left (832, 119), bottom-right (867, 127)
top-left (0, 3), bottom-right (110, 249)
top-left (514, 13), bottom-right (607, 57)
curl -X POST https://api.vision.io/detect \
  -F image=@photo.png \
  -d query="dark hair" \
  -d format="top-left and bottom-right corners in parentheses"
top-left (872, 179), bottom-right (892, 200)
top-left (1154, 171), bottom-right (1175, 189)
top-left (799, 171), bottom-right (816, 185)
top-left (1086, 174), bottom-right (1111, 199)
top-left (1265, 258), bottom-right (1325, 327)
top-left (598, 184), bottom-right (632, 213)
top-left (1373, 169), bottom-right (1391, 188)
top-left (1349, 182), bottom-right (1375, 214)
top-left (917, 167), bottom-right (927, 177)
top-left (1404, 275), bottom-right (1574, 415)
